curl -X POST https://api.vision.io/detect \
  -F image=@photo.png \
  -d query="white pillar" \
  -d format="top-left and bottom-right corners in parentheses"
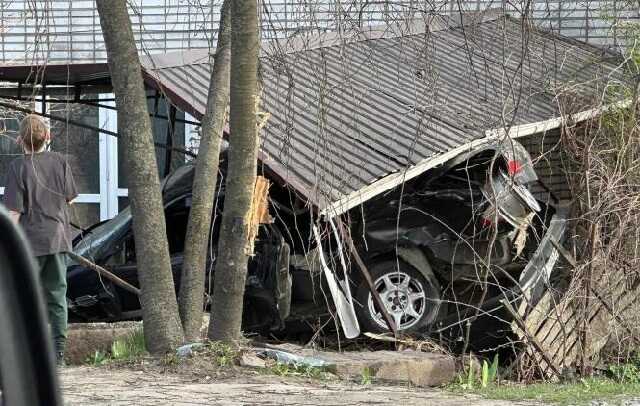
top-left (184, 112), bottom-right (200, 161)
top-left (98, 94), bottom-right (119, 220)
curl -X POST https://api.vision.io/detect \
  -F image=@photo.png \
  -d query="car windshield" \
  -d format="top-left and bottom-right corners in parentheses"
top-left (71, 164), bottom-right (196, 262)
top-left (72, 207), bottom-right (132, 261)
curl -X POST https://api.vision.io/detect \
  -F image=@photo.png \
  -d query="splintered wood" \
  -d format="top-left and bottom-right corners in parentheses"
top-left (510, 257), bottom-right (640, 380)
top-left (246, 175), bottom-right (272, 254)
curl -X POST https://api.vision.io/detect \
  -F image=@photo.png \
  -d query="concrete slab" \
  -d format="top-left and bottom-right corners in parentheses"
top-left (262, 344), bottom-right (457, 387)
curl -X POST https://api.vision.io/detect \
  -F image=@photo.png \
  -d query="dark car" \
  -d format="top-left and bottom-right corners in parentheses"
top-left (67, 138), bottom-right (565, 343)
top-left (341, 139), bottom-right (566, 343)
top-left (67, 165), bottom-right (293, 332)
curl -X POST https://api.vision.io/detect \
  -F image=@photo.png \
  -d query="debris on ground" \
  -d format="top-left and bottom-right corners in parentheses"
top-left (256, 348), bottom-right (331, 369)
top-left (176, 342), bottom-right (204, 358)
top-left (239, 352), bottom-right (267, 369)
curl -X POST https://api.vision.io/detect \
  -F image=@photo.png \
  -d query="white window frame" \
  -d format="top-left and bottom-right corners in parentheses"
top-left (2, 94), bottom-right (187, 223)
top-left (98, 94), bottom-right (119, 220)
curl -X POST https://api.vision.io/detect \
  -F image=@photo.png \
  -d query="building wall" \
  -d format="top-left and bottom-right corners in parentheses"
top-left (0, 0), bottom-right (637, 64)
top-left (0, 0), bottom-right (421, 63)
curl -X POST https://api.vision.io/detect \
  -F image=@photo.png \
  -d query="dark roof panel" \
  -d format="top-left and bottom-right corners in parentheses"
top-left (141, 15), bottom-right (632, 209)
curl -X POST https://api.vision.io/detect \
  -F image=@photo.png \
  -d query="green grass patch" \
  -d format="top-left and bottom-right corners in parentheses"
top-left (200, 341), bottom-right (239, 367)
top-left (87, 350), bottom-right (109, 366)
top-left (360, 366), bottom-right (373, 385)
top-left (450, 378), bottom-right (640, 405)
top-left (85, 328), bottom-right (147, 365)
top-left (110, 328), bottom-right (146, 360)
top-left (266, 361), bottom-right (327, 379)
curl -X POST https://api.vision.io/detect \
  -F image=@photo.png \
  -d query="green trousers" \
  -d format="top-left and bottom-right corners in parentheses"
top-left (37, 253), bottom-right (68, 351)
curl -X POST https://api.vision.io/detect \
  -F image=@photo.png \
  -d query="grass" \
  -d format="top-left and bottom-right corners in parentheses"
top-left (456, 378), bottom-right (640, 405)
top-left (110, 328), bottom-right (146, 360)
top-left (203, 341), bottom-right (238, 367)
top-left (360, 367), bottom-right (373, 385)
top-left (266, 361), bottom-right (329, 379)
top-left (449, 357), bottom-right (640, 405)
top-left (87, 350), bottom-right (109, 366)
top-left (85, 328), bottom-right (147, 365)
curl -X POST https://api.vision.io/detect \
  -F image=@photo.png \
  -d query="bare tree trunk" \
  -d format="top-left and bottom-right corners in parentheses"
top-left (96, 0), bottom-right (184, 353)
top-left (179, 0), bottom-right (232, 342)
top-left (208, 0), bottom-right (259, 343)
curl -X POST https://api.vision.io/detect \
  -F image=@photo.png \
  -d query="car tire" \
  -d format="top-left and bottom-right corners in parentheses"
top-left (354, 260), bottom-right (440, 334)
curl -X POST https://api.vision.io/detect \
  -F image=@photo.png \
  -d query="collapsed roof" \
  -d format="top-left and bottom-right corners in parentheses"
top-left (141, 12), bottom-right (629, 215)
top-left (0, 12), bottom-right (630, 216)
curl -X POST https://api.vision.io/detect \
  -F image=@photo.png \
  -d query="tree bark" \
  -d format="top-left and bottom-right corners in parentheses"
top-left (208, 0), bottom-right (260, 343)
top-left (179, 0), bottom-right (232, 342)
top-left (96, 0), bottom-right (184, 353)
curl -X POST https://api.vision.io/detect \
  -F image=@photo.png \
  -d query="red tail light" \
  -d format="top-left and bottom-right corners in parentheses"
top-left (507, 160), bottom-right (523, 176)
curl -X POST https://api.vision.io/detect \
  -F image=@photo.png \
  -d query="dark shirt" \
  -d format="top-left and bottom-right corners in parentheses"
top-left (3, 151), bottom-right (78, 256)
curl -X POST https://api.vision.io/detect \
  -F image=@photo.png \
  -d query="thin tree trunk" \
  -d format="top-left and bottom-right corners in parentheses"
top-left (96, 0), bottom-right (184, 353)
top-left (208, 0), bottom-right (260, 343)
top-left (179, 0), bottom-right (232, 342)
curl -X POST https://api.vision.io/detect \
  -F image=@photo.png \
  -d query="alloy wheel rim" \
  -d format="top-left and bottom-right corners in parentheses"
top-left (367, 270), bottom-right (427, 330)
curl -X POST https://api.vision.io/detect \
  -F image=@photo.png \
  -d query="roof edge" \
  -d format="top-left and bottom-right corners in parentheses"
top-left (320, 101), bottom-right (630, 218)
top-left (140, 49), bottom-right (211, 71)
top-left (262, 9), bottom-right (503, 56)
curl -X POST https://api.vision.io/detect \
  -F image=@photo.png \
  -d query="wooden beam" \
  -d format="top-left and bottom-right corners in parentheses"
top-left (67, 252), bottom-right (141, 297)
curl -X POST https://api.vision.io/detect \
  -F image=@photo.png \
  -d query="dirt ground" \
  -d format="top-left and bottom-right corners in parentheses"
top-left (60, 366), bottom-right (540, 405)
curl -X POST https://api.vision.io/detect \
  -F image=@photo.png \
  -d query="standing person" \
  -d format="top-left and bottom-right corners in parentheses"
top-left (3, 114), bottom-right (78, 366)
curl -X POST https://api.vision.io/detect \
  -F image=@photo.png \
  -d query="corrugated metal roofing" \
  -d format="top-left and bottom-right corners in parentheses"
top-left (140, 14), bottom-right (628, 212)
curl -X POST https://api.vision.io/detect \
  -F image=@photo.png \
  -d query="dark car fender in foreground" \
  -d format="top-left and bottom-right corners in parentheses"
top-left (0, 205), bottom-right (63, 406)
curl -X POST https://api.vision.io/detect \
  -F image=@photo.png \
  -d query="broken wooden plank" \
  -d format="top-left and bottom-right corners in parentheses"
top-left (247, 175), bottom-right (271, 254)
top-left (68, 252), bottom-right (141, 296)
top-left (502, 298), bottom-right (562, 379)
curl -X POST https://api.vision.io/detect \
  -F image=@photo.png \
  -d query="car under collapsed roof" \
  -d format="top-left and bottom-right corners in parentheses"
top-left (65, 135), bottom-right (565, 350)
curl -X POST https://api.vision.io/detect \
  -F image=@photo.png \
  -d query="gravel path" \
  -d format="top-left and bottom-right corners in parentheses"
top-left (60, 366), bottom-right (540, 405)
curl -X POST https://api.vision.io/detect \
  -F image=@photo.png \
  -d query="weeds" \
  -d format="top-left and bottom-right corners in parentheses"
top-left (360, 367), bottom-right (373, 385)
top-left (458, 378), bottom-right (640, 406)
top-left (609, 362), bottom-right (640, 384)
top-left (84, 328), bottom-right (147, 366)
top-left (111, 329), bottom-right (146, 360)
top-left (481, 354), bottom-right (499, 388)
top-left (451, 356), bottom-right (640, 405)
top-left (86, 350), bottom-right (109, 366)
top-left (203, 341), bottom-right (238, 367)
top-left (457, 354), bottom-right (500, 390)
top-left (267, 361), bottom-right (325, 379)
top-left (161, 352), bottom-right (180, 366)
top-left (261, 359), bottom-right (334, 380)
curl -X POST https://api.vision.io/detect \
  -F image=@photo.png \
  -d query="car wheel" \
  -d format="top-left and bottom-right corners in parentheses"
top-left (355, 260), bottom-right (440, 334)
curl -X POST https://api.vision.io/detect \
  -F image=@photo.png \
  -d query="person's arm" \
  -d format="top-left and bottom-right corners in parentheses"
top-left (63, 160), bottom-right (79, 204)
top-left (4, 163), bottom-right (25, 221)
top-left (8, 210), bottom-right (20, 225)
